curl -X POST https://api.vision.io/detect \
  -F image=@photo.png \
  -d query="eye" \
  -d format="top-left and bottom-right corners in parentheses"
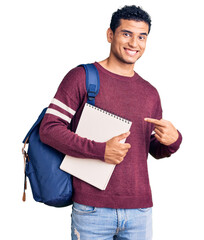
top-left (123, 32), bottom-right (131, 37)
top-left (139, 35), bottom-right (146, 40)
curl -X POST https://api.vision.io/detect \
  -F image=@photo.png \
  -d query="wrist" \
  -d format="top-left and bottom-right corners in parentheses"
top-left (167, 130), bottom-right (182, 153)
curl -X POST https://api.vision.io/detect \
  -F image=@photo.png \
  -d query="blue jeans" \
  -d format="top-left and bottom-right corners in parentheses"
top-left (71, 202), bottom-right (152, 240)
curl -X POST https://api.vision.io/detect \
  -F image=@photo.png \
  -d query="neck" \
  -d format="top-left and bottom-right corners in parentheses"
top-left (98, 56), bottom-right (135, 77)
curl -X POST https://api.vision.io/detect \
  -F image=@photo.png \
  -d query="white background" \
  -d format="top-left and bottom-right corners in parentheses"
top-left (1, 0), bottom-right (204, 239)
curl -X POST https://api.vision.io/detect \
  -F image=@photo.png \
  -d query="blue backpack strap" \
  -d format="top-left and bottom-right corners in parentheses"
top-left (79, 63), bottom-right (100, 106)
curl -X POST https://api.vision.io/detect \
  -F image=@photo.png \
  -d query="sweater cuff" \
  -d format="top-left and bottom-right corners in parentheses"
top-left (92, 141), bottom-right (106, 161)
top-left (167, 130), bottom-right (182, 154)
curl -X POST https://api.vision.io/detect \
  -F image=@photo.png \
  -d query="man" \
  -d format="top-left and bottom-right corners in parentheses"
top-left (40, 5), bottom-right (182, 240)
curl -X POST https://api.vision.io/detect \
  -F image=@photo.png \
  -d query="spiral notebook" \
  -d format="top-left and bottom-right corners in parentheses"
top-left (60, 103), bottom-right (132, 190)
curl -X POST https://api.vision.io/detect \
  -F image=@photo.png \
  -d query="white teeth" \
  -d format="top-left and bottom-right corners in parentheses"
top-left (125, 48), bottom-right (137, 56)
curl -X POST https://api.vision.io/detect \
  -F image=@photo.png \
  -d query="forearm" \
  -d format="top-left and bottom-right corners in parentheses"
top-left (39, 114), bottom-right (106, 161)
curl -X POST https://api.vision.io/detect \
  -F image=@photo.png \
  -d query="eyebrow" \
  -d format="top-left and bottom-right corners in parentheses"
top-left (140, 33), bottom-right (148, 36)
top-left (121, 30), bottom-right (133, 34)
top-left (120, 29), bottom-right (148, 36)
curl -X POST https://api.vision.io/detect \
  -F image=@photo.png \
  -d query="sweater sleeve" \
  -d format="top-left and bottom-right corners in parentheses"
top-left (149, 131), bottom-right (182, 159)
top-left (148, 91), bottom-right (182, 159)
top-left (39, 66), bottom-right (106, 161)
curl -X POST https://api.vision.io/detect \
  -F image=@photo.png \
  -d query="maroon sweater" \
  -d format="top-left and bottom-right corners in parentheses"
top-left (39, 62), bottom-right (182, 209)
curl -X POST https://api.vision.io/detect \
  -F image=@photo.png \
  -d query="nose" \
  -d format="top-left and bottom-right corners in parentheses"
top-left (128, 36), bottom-right (138, 48)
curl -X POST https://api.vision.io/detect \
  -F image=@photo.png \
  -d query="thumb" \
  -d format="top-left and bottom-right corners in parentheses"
top-left (115, 131), bottom-right (130, 141)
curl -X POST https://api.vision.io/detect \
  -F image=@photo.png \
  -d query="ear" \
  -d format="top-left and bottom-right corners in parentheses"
top-left (107, 28), bottom-right (114, 43)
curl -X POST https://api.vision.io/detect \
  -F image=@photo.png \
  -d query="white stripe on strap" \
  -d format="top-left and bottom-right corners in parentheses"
top-left (51, 98), bottom-right (76, 116)
top-left (46, 108), bottom-right (71, 123)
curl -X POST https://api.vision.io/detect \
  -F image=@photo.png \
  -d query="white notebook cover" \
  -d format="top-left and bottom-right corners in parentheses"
top-left (60, 103), bottom-right (132, 190)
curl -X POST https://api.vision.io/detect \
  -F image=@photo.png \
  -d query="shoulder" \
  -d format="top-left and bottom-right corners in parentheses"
top-left (59, 65), bottom-right (86, 93)
top-left (135, 72), bottom-right (160, 99)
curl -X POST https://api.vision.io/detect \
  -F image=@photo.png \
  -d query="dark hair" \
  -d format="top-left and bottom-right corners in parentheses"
top-left (110, 5), bottom-right (151, 34)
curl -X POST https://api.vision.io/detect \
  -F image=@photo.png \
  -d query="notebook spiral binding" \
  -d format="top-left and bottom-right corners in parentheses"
top-left (86, 103), bottom-right (131, 124)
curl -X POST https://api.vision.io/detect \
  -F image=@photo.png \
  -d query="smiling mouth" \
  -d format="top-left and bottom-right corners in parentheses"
top-left (124, 48), bottom-right (139, 56)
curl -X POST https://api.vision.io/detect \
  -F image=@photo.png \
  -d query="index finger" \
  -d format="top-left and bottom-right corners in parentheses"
top-left (144, 118), bottom-right (165, 126)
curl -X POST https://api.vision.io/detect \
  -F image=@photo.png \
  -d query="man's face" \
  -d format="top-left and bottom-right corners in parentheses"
top-left (108, 19), bottom-right (149, 65)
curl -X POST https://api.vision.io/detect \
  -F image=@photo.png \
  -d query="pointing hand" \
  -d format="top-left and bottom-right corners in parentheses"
top-left (144, 118), bottom-right (179, 146)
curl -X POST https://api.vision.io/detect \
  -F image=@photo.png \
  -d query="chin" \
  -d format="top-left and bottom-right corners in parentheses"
top-left (114, 52), bottom-right (141, 65)
top-left (122, 55), bottom-right (141, 65)
top-left (122, 58), bottom-right (138, 65)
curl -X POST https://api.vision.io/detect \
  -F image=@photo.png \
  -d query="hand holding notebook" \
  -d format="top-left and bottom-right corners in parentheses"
top-left (104, 131), bottom-right (131, 165)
